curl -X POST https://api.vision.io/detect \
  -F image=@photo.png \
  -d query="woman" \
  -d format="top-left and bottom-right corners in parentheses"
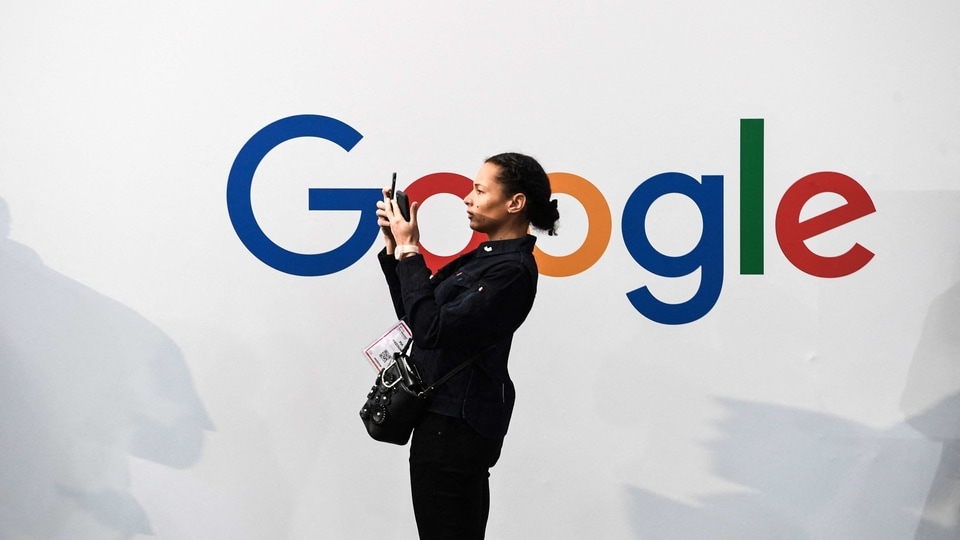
top-left (376, 152), bottom-right (559, 539)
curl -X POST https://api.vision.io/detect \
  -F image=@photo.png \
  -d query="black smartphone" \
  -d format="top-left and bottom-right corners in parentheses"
top-left (391, 172), bottom-right (411, 221)
top-left (395, 190), bottom-right (411, 222)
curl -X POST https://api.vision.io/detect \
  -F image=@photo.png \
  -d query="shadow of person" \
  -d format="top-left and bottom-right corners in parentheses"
top-left (901, 279), bottom-right (960, 539)
top-left (621, 283), bottom-right (960, 539)
top-left (624, 398), bottom-right (938, 539)
top-left (0, 196), bottom-right (212, 539)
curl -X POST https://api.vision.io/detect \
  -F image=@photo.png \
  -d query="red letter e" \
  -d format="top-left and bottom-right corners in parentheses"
top-left (776, 171), bottom-right (876, 278)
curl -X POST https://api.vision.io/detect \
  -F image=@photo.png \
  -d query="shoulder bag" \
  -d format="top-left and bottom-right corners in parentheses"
top-left (359, 339), bottom-right (489, 445)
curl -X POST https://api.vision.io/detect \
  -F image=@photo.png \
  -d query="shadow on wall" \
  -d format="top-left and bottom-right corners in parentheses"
top-left (902, 279), bottom-right (960, 539)
top-left (0, 197), bottom-right (213, 539)
top-left (622, 280), bottom-right (960, 539)
top-left (625, 400), bottom-right (943, 539)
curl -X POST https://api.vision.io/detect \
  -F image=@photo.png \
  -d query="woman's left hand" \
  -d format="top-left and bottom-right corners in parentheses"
top-left (383, 197), bottom-right (420, 248)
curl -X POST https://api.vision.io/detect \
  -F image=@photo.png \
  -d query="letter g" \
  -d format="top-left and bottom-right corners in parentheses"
top-left (227, 115), bottom-right (381, 276)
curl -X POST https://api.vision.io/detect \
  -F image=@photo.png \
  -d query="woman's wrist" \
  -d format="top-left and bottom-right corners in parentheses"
top-left (394, 244), bottom-right (419, 260)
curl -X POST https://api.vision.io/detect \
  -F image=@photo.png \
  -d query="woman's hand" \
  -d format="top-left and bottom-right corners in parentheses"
top-left (376, 187), bottom-right (397, 252)
top-left (376, 187), bottom-right (420, 255)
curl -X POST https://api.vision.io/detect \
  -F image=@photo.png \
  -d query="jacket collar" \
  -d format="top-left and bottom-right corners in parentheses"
top-left (476, 234), bottom-right (537, 258)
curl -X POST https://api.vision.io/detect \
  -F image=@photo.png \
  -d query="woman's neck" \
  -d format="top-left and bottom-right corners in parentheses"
top-left (485, 221), bottom-right (529, 242)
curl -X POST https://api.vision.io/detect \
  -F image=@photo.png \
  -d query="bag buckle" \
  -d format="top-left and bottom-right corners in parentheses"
top-left (380, 362), bottom-right (402, 389)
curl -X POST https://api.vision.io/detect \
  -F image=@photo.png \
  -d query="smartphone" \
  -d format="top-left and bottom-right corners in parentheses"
top-left (391, 172), bottom-right (411, 221)
top-left (395, 191), bottom-right (411, 222)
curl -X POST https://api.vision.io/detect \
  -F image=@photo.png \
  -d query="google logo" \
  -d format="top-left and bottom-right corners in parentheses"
top-left (227, 115), bottom-right (876, 324)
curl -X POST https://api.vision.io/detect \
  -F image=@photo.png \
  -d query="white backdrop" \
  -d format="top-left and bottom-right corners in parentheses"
top-left (2, 1), bottom-right (960, 538)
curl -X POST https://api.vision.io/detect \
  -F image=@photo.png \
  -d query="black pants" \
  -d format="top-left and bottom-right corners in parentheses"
top-left (409, 411), bottom-right (505, 540)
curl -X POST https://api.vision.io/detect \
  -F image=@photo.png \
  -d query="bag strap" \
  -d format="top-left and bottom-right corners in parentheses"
top-left (416, 343), bottom-right (497, 398)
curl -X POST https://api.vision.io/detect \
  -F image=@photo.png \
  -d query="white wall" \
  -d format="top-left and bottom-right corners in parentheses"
top-left (2, 1), bottom-right (959, 538)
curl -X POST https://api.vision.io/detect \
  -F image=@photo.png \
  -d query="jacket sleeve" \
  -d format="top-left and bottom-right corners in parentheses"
top-left (377, 248), bottom-right (406, 320)
top-left (395, 254), bottom-right (535, 350)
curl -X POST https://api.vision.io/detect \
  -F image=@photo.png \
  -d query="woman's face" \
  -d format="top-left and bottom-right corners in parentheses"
top-left (463, 162), bottom-right (515, 235)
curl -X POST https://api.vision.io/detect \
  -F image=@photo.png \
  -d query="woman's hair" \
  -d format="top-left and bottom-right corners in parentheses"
top-left (485, 152), bottom-right (560, 235)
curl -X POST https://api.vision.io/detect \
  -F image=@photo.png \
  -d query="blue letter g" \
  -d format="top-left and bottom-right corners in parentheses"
top-left (226, 115), bottom-right (381, 276)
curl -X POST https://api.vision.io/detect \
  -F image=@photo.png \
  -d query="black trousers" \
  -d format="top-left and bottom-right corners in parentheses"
top-left (409, 411), bottom-right (505, 540)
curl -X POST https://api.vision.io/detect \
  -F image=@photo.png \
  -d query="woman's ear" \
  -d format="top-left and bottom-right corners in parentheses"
top-left (507, 193), bottom-right (527, 214)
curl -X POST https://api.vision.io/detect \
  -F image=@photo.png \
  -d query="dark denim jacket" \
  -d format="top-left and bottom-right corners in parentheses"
top-left (378, 234), bottom-right (539, 438)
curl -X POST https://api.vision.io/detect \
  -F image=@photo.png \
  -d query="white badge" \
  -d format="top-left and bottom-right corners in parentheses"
top-left (363, 320), bottom-right (413, 372)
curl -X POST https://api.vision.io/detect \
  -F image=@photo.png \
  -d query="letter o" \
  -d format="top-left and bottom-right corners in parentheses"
top-left (534, 172), bottom-right (612, 277)
top-left (404, 172), bottom-right (485, 272)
